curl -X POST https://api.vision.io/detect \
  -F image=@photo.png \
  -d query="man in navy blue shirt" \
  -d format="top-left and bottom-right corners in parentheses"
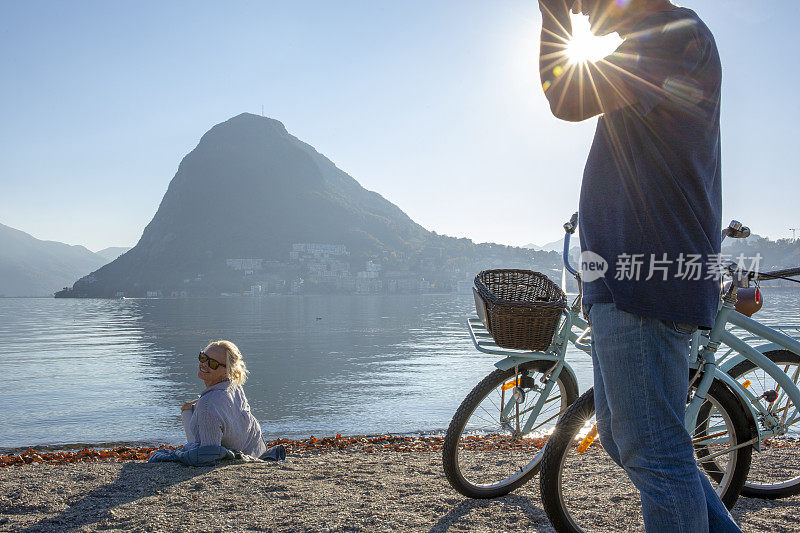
top-left (538, 1), bottom-right (739, 531)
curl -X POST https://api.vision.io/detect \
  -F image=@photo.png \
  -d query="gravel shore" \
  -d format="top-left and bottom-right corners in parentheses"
top-left (1, 448), bottom-right (798, 532)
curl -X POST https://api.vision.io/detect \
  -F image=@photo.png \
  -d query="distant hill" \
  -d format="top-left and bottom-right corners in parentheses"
top-left (95, 247), bottom-right (132, 262)
top-left (524, 236), bottom-right (580, 254)
top-left (0, 223), bottom-right (107, 297)
top-left (58, 113), bottom-right (559, 298)
top-left (722, 232), bottom-right (763, 249)
top-left (722, 233), bottom-right (800, 271)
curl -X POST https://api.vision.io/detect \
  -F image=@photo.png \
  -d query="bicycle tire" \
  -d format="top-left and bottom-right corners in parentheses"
top-left (442, 360), bottom-right (579, 499)
top-left (540, 381), bottom-right (751, 533)
top-left (726, 349), bottom-right (800, 499)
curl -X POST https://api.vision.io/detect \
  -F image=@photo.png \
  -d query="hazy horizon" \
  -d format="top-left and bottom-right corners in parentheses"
top-left (2, 1), bottom-right (798, 251)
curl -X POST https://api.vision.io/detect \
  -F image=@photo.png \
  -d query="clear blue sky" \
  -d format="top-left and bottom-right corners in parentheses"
top-left (1, 1), bottom-right (797, 251)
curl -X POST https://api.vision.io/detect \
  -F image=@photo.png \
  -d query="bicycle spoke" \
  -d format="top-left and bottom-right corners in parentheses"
top-left (528, 410), bottom-right (566, 434)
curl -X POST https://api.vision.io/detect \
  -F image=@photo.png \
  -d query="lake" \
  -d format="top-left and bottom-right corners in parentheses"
top-left (1, 289), bottom-right (799, 450)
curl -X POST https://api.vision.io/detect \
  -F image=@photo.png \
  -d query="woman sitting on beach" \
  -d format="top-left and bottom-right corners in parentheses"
top-left (180, 340), bottom-right (267, 458)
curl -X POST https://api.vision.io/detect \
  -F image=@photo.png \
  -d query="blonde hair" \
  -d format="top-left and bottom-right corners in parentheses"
top-left (205, 340), bottom-right (249, 386)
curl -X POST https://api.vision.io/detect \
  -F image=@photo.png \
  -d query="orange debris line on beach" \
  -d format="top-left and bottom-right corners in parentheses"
top-left (7, 434), bottom-right (791, 467)
top-left (265, 434), bottom-right (448, 454)
top-left (0, 433), bottom-right (555, 467)
top-left (267, 434), bottom-right (548, 454)
top-left (0, 446), bottom-right (177, 468)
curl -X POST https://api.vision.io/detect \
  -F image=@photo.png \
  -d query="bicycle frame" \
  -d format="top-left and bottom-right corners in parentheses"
top-left (685, 290), bottom-right (800, 453)
top-left (461, 212), bottom-right (594, 438)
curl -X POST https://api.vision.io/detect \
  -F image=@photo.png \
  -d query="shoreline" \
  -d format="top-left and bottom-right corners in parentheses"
top-left (5, 432), bottom-right (798, 457)
top-left (0, 433), bottom-right (450, 457)
top-left (0, 435), bottom-right (451, 468)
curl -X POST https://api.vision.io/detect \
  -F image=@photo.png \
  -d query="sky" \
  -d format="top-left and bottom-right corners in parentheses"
top-left (1, 1), bottom-right (798, 252)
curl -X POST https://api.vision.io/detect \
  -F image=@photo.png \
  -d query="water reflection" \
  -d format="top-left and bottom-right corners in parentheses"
top-left (2, 295), bottom-right (488, 447)
top-left (132, 295), bottom-right (491, 441)
top-left (1, 288), bottom-right (798, 449)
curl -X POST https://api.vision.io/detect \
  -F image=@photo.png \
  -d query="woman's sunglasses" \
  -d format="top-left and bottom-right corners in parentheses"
top-left (198, 352), bottom-right (226, 370)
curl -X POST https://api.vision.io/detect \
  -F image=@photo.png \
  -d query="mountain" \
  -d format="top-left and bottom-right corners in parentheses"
top-left (533, 229), bottom-right (775, 255)
top-left (523, 237), bottom-right (579, 254)
top-left (721, 232), bottom-right (763, 249)
top-left (0, 223), bottom-right (107, 297)
top-left (95, 247), bottom-right (132, 262)
top-left (58, 113), bottom-right (560, 297)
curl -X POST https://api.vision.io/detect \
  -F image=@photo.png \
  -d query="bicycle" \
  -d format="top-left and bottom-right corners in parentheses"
top-left (539, 219), bottom-right (800, 532)
top-left (442, 213), bottom-right (590, 498)
top-left (694, 268), bottom-right (800, 499)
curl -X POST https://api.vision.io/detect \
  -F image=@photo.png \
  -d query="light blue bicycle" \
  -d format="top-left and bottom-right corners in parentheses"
top-left (442, 213), bottom-right (592, 498)
top-left (539, 218), bottom-right (800, 533)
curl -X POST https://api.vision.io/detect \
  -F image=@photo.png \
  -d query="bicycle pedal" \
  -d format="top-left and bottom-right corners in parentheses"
top-left (761, 389), bottom-right (779, 403)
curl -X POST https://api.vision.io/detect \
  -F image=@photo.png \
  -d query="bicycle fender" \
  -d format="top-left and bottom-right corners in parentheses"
top-left (493, 355), bottom-right (578, 390)
top-left (713, 368), bottom-right (763, 452)
top-left (719, 342), bottom-right (791, 374)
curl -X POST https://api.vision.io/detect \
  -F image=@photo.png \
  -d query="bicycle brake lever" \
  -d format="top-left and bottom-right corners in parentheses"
top-left (564, 212), bottom-right (578, 234)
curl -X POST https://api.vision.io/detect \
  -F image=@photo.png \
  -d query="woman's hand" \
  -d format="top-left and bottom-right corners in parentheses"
top-left (181, 399), bottom-right (198, 412)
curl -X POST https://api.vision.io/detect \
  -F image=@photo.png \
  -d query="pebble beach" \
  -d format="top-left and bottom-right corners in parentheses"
top-left (2, 437), bottom-right (799, 532)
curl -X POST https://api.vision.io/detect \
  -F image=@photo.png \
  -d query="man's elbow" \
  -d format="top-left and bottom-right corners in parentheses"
top-left (548, 100), bottom-right (587, 122)
top-left (552, 108), bottom-right (587, 122)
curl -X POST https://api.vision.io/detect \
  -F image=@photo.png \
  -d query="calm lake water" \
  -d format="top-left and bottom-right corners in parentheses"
top-left (1, 290), bottom-right (799, 450)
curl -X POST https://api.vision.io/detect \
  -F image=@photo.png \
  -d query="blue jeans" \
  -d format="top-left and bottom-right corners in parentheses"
top-left (586, 302), bottom-right (741, 533)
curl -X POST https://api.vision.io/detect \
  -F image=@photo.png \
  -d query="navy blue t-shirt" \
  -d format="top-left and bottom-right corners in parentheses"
top-left (578, 7), bottom-right (722, 329)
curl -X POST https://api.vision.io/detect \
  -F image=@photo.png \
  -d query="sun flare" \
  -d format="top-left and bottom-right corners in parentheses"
top-left (566, 14), bottom-right (622, 65)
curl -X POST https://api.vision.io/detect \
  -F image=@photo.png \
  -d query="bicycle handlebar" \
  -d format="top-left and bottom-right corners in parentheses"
top-left (721, 220), bottom-right (750, 244)
top-left (559, 214), bottom-right (799, 286)
top-left (564, 212), bottom-right (578, 234)
top-left (725, 263), bottom-right (800, 282)
top-left (563, 213), bottom-right (579, 277)
top-left (753, 266), bottom-right (800, 281)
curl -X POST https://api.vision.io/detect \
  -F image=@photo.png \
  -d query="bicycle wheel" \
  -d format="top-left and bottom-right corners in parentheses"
top-left (443, 360), bottom-right (579, 499)
top-left (726, 349), bottom-right (800, 498)
top-left (540, 380), bottom-right (751, 533)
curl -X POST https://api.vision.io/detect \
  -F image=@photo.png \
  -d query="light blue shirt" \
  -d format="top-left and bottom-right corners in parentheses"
top-left (182, 380), bottom-right (267, 458)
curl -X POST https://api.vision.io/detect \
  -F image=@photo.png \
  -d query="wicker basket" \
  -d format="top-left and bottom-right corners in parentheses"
top-left (474, 269), bottom-right (567, 351)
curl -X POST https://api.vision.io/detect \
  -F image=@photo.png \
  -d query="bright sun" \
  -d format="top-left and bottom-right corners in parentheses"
top-left (566, 14), bottom-right (622, 65)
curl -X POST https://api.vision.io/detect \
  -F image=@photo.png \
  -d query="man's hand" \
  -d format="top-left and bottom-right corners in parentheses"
top-left (539, 0), bottom-right (637, 121)
top-left (181, 399), bottom-right (198, 412)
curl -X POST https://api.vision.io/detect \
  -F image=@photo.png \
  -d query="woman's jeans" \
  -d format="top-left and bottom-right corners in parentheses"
top-left (586, 302), bottom-right (741, 533)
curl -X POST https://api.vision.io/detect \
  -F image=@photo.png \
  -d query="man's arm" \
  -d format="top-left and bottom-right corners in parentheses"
top-left (539, 1), bottom-right (637, 122)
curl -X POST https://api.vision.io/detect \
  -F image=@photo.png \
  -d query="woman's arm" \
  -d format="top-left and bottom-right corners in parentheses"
top-left (181, 407), bottom-right (195, 442)
top-left (194, 398), bottom-right (224, 447)
top-left (181, 398), bottom-right (199, 442)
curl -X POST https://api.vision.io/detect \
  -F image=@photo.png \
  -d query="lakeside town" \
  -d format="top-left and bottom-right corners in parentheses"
top-left (130, 241), bottom-right (563, 298)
